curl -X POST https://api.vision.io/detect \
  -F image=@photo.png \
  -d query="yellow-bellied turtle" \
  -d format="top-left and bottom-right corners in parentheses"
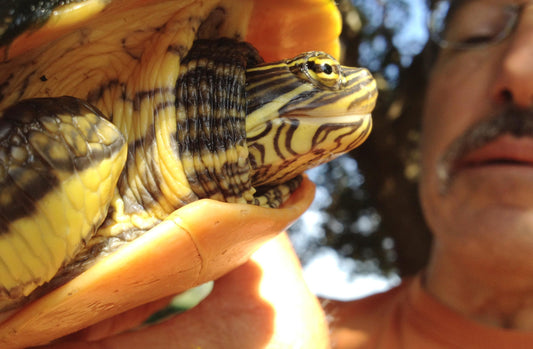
top-left (0, 0), bottom-right (376, 347)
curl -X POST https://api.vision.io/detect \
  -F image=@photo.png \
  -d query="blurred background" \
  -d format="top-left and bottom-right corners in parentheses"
top-left (288, 0), bottom-right (433, 300)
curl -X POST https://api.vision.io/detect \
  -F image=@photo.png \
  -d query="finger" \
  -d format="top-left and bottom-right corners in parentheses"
top-left (38, 234), bottom-right (330, 349)
top-left (57, 295), bottom-right (174, 343)
top-left (39, 260), bottom-right (271, 349)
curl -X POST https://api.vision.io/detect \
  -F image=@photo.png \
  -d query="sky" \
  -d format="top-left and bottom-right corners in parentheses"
top-left (291, 162), bottom-right (402, 300)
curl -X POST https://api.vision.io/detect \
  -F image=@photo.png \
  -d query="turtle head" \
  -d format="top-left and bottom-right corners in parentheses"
top-left (245, 52), bottom-right (377, 188)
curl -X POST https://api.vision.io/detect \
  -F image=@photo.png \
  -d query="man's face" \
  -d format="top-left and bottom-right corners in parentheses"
top-left (420, 2), bottom-right (533, 257)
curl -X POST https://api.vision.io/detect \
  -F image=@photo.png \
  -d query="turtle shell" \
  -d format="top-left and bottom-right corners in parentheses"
top-left (0, 0), bottom-right (345, 347)
top-left (1, 0), bottom-right (341, 62)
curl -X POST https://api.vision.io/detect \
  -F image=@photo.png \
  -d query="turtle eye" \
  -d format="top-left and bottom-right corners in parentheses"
top-left (322, 63), bottom-right (333, 74)
top-left (302, 54), bottom-right (343, 90)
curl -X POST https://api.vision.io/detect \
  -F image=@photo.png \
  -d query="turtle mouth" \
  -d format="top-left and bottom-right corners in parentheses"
top-left (279, 111), bottom-right (372, 124)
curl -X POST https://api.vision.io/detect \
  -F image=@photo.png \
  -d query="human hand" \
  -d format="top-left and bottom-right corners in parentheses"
top-left (39, 233), bottom-right (330, 349)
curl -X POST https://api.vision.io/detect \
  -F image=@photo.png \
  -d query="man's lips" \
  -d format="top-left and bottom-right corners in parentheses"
top-left (436, 106), bottom-right (533, 193)
top-left (453, 135), bottom-right (533, 173)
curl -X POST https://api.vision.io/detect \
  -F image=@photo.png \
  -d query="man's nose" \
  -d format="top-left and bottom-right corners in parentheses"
top-left (491, 7), bottom-right (533, 108)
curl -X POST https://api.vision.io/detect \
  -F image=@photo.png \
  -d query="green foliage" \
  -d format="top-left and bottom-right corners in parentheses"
top-left (145, 282), bottom-right (213, 324)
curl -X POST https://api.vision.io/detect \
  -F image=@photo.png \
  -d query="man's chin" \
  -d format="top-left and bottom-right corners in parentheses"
top-left (440, 164), bottom-right (533, 207)
top-left (432, 199), bottom-right (533, 256)
top-left (426, 169), bottom-right (533, 241)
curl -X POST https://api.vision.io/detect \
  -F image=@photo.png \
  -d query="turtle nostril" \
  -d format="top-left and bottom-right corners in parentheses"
top-left (499, 89), bottom-right (513, 103)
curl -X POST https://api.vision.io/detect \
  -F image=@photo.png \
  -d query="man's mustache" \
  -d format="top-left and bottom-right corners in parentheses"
top-left (437, 105), bottom-right (533, 194)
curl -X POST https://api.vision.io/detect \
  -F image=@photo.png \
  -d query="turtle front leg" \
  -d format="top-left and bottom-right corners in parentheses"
top-left (0, 96), bottom-right (127, 311)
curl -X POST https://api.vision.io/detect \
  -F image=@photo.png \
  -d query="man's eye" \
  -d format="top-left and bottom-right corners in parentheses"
top-left (437, 0), bottom-right (515, 48)
top-left (457, 33), bottom-right (498, 45)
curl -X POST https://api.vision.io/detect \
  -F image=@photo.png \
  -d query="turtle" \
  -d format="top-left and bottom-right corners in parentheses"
top-left (0, 0), bottom-right (377, 347)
